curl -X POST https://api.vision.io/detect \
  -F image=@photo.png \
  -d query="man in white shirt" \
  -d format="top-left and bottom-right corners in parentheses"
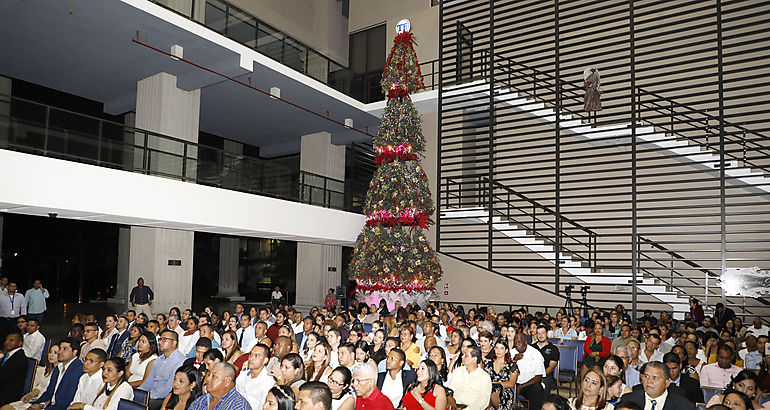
top-left (338, 343), bottom-right (357, 370)
top-left (23, 318), bottom-right (46, 361)
top-left (640, 334), bottom-right (665, 363)
top-left (70, 348), bottom-right (107, 406)
top-left (235, 315), bottom-right (255, 351)
top-left (235, 343), bottom-right (275, 409)
top-left (750, 318), bottom-right (770, 337)
top-left (511, 332), bottom-right (546, 410)
top-left (446, 345), bottom-right (492, 410)
top-left (377, 349), bottom-right (416, 408)
top-left (0, 282), bottom-right (26, 334)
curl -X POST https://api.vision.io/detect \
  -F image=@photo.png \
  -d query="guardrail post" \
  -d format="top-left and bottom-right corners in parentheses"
top-left (742, 130), bottom-right (747, 162)
top-left (669, 101), bottom-right (674, 133)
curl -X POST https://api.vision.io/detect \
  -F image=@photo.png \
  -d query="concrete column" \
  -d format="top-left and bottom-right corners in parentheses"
top-left (218, 236), bottom-right (245, 301)
top-left (120, 72), bottom-right (200, 313)
top-left (0, 76), bottom-right (11, 149)
top-left (134, 72), bottom-right (200, 179)
top-left (108, 227), bottom-right (131, 306)
top-left (128, 226), bottom-right (194, 315)
top-left (295, 132), bottom-right (346, 311)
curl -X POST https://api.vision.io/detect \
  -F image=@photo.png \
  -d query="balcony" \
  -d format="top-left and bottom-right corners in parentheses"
top-left (0, 93), bottom-right (364, 212)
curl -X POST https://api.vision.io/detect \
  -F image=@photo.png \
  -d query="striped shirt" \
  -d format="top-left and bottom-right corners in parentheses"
top-left (189, 387), bottom-right (252, 410)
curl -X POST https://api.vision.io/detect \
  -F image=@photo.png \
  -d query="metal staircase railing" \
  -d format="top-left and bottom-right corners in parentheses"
top-left (474, 50), bottom-right (770, 176)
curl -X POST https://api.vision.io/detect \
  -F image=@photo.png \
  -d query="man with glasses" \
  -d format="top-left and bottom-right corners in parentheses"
top-left (79, 322), bottom-right (106, 362)
top-left (139, 329), bottom-right (187, 410)
top-left (615, 344), bottom-right (641, 387)
top-left (351, 362), bottom-right (394, 410)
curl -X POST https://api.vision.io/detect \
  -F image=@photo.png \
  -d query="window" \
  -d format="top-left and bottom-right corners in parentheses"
top-left (348, 24), bottom-right (386, 102)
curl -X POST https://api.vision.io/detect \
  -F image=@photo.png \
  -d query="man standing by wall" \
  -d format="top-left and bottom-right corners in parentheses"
top-left (25, 280), bottom-right (49, 324)
top-left (130, 277), bottom-right (154, 317)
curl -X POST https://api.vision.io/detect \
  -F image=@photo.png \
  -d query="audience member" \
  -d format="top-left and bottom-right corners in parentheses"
top-left (297, 381), bottom-right (332, 410)
top-left (662, 352), bottom-right (702, 403)
top-left (327, 367), bottom-right (354, 410)
top-left (706, 370), bottom-right (762, 409)
top-left (31, 338), bottom-right (84, 410)
top-left (401, 359), bottom-right (447, 410)
top-left (351, 362), bottom-right (394, 410)
top-left (68, 357), bottom-right (133, 409)
top-left (23, 318), bottom-right (45, 361)
top-left (512, 332), bottom-right (546, 409)
top-left (71, 348), bottom-right (107, 405)
top-left (569, 368), bottom-right (610, 410)
top-left (0, 332), bottom-right (29, 406)
top-left (235, 343), bottom-right (275, 409)
top-left (126, 331), bottom-right (159, 388)
top-left (446, 345), bottom-right (491, 410)
top-left (160, 366), bottom-right (202, 410)
top-left (189, 363), bottom-right (250, 410)
top-left (139, 329), bottom-right (187, 410)
top-left (701, 344), bottom-right (742, 388)
top-left (376, 348), bottom-right (416, 407)
top-left (0, 282), bottom-right (26, 339)
top-left (80, 323), bottom-right (107, 362)
top-left (620, 361), bottom-right (696, 410)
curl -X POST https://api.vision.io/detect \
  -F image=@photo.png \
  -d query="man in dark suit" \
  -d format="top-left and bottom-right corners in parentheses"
top-left (31, 338), bottom-right (84, 410)
top-left (621, 361), bottom-right (696, 410)
top-left (376, 348), bottom-right (416, 408)
top-left (107, 315), bottom-right (129, 357)
top-left (663, 352), bottom-right (703, 403)
top-left (296, 317), bottom-right (314, 352)
top-left (715, 303), bottom-right (736, 331)
top-left (0, 331), bottom-right (29, 405)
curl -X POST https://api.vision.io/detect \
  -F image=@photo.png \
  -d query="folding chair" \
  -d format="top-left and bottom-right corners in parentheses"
top-left (23, 359), bottom-right (38, 394)
top-left (557, 345), bottom-right (578, 397)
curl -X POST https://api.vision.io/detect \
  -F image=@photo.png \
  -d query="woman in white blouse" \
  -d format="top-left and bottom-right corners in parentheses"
top-left (178, 318), bottom-right (200, 356)
top-left (126, 331), bottom-right (158, 388)
top-left (99, 315), bottom-right (118, 347)
top-left (67, 357), bottom-right (133, 410)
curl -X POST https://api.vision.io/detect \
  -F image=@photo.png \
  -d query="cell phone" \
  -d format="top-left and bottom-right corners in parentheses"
top-left (765, 343), bottom-right (770, 356)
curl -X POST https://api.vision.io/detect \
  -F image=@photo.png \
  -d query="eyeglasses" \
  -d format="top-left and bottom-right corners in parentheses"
top-left (328, 378), bottom-right (345, 386)
top-left (159, 337), bottom-right (175, 342)
top-left (352, 378), bottom-right (373, 384)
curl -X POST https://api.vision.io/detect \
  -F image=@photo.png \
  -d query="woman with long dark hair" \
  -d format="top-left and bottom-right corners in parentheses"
top-left (402, 359), bottom-right (447, 410)
top-left (161, 366), bottom-right (202, 410)
top-left (279, 353), bottom-right (306, 397)
top-left (221, 330), bottom-right (243, 364)
top-left (263, 386), bottom-right (296, 410)
top-left (428, 346), bottom-right (449, 384)
top-left (126, 331), bottom-right (158, 388)
top-left (68, 357), bottom-right (133, 410)
top-left (601, 355), bottom-right (631, 396)
top-left (483, 339), bottom-right (519, 409)
top-left (370, 329), bottom-right (387, 364)
top-left (708, 370), bottom-right (767, 409)
top-left (118, 324), bottom-right (145, 362)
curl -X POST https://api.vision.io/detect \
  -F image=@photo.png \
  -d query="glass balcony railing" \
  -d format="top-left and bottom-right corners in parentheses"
top-left (147, 0), bottom-right (439, 103)
top-left (0, 94), bottom-right (357, 212)
top-left (149, 0), bottom-right (347, 85)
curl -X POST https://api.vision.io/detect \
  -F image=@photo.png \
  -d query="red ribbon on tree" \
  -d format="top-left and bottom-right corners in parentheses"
top-left (374, 151), bottom-right (418, 164)
top-left (388, 85), bottom-right (410, 100)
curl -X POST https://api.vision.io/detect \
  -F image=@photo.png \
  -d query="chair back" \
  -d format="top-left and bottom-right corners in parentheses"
top-left (117, 399), bottom-right (146, 410)
top-left (561, 339), bottom-right (585, 360)
top-left (557, 345), bottom-right (578, 375)
top-left (133, 388), bottom-right (150, 406)
top-left (40, 339), bottom-right (54, 363)
top-left (696, 403), bottom-right (707, 410)
top-left (702, 387), bottom-right (724, 404)
top-left (23, 359), bottom-right (38, 394)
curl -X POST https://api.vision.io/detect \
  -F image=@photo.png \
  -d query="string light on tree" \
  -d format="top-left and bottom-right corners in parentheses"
top-left (348, 23), bottom-right (441, 309)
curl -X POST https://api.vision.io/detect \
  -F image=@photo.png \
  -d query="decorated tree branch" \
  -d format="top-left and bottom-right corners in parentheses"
top-left (348, 28), bottom-right (442, 309)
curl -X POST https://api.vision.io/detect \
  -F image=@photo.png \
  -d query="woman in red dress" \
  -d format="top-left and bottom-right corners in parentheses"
top-left (402, 359), bottom-right (448, 410)
top-left (583, 322), bottom-right (611, 359)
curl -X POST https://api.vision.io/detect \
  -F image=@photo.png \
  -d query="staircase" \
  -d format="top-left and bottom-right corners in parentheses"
top-left (442, 80), bottom-right (770, 194)
top-left (439, 179), bottom-right (692, 316)
top-left (438, 54), bottom-right (770, 317)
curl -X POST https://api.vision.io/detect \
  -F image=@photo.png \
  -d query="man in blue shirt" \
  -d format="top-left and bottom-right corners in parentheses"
top-left (25, 280), bottom-right (49, 324)
top-left (189, 362), bottom-right (251, 410)
top-left (140, 329), bottom-right (186, 410)
top-left (129, 277), bottom-right (154, 318)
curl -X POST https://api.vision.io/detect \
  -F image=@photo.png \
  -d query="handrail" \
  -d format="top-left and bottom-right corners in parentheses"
top-left (0, 93), bottom-right (359, 212)
top-left (477, 50), bottom-right (770, 174)
top-left (443, 175), bottom-right (597, 269)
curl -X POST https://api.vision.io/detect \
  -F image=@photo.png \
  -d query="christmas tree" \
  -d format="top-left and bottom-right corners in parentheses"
top-left (348, 30), bottom-right (442, 309)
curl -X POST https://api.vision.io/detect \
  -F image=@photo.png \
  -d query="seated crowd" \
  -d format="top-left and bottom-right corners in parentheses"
top-left (0, 296), bottom-right (769, 410)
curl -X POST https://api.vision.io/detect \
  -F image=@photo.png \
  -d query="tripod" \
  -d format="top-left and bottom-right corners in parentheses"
top-left (564, 285), bottom-right (575, 312)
